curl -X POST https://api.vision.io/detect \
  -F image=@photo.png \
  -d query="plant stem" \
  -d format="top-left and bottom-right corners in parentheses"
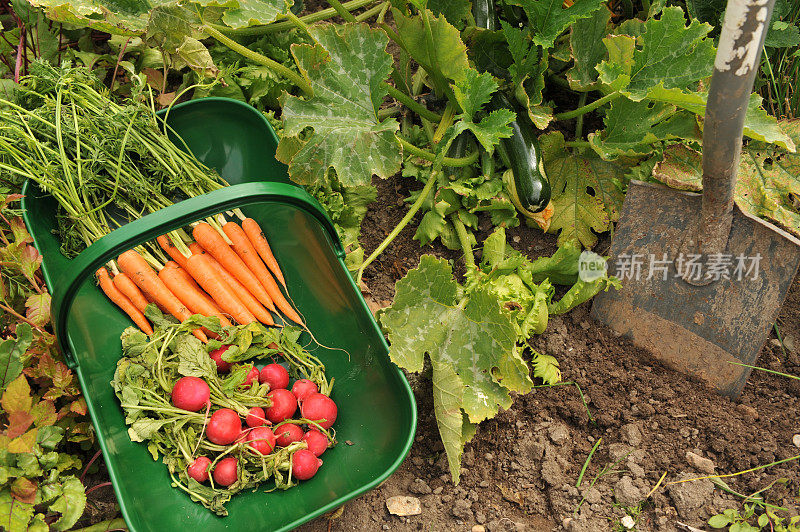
top-left (451, 214), bottom-right (475, 268)
top-left (565, 140), bottom-right (591, 148)
top-left (329, 0), bottom-right (357, 22)
top-left (395, 136), bottom-right (478, 166)
top-left (384, 84), bottom-right (442, 122)
top-left (555, 92), bottom-right (621, 121)
top-left (284, 10), bottom-right (313, 37)
top-left (214, 0), bottom-right (378, 36)
top-left (576, 437), bottom-right (602, 488)
top-left (356, 173), bottom-right (438, 285)
top-left (203, 24), bottom-right (313, 97)
top-left (433, 102), bottom-right (455, 144)
top-left (574, 92), bottom-right (587, 139)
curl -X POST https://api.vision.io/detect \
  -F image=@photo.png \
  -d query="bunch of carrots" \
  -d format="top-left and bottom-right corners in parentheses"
top-left (96, 214), bottom-right (301, 341)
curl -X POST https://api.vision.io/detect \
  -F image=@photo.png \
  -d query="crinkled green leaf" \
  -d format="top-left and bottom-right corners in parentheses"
top-left (175, 334), bottom-right (216, 377)
top-left (0, 324), bottom-right (31, 394)
top-left (453, 69), bottom-right (497, 121)
top-left (566, 6), bottom-right (611, 90)
top-left (279, 24), bottom-right (400, 187)
top-left (176, 36), bottom-right (218, 77)
top-left (392, 7), bottom-right (469, 93)
top-left (381, 255), bottom-right (520, 422)
top-left (146, 5), bottom-right (203, 50)
top-left (532, 351), bottom-right (561, 385)
top-left (427, 0), bottom-right (471, 27)
top-left (596, 7), bottom-right (715, 100)
top-left (449, 109), bottom-right (516, 155)
top-left (588, 98), bottom-right (700, 160)
top-left (513, 0), bottom-right (606, 49)
top-left (128, 418), bottom-right (172, 442)
top-left (541, 132), bottom-right (626, 248)
top-left (500, 20), bottom-right (538, 87)
top-left (765, 20), bottom-right (800, 48)
top-left (523, 240), bottom-right (582, 285)
top-left (549, 275), bottom-right (620, 314)
top-left (48, 477), bottom-right (85, 531)
top-left (646, 87), bottom-right (796, 151)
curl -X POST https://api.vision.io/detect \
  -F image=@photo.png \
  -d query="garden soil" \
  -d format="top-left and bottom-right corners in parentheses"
top-left (291, 175), bottom-right (800, 532)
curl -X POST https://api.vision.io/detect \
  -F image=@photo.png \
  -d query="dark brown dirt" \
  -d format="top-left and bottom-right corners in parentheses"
top-left (296, 173), bottom-right (800, 532)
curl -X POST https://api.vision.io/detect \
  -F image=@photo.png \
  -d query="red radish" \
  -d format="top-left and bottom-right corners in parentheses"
top-left (187, 456), bottom-right (212, 483)
top-left (259, 363), bottom-right (289, 390)
top-left (275, 424), bottom-right (304, 447)
top-left (300, 393), bottom-right (337, 429)
top-left (234, 430), bottom-right (248, 444)
top-left (209, 345), bottom-right (232, 373)
top-left (246, 426), bottom-right (276, 455)
top-left (206, 409), bottom-right (242, 445)
top-left (291, 379), bottom-right (318, 401)
top-left (212, 457), bottom-right (239, 486)
top-left (292, 449), bottom-right (322, 480)
top-left (265, 389), bottom-right (297, 423)
top-left (245, 407), bottom-right (266, 428)
top-left (242, 366), bottom-right (260, 387)
top-left (171, 377), bottom-right (210, 412)
top-left (302, 429), bottom-right (329, 457)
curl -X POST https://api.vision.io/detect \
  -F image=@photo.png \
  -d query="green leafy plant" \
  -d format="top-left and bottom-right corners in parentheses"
top-left (0, 195), bottom-right (91, 531)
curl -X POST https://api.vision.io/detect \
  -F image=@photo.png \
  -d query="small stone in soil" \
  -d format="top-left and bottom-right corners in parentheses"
top-left (793, 434), bottom-right (800, 448)
top-left (409, 478), bottom-right (432, 495)
top-left (686, 451), bottom-right (715, 474)
top-left (736, 403), bottom-right (759, 420)
top-left (451, 499), bottom-right (473, 520)
top-left (548, 423), bottom-right (570, 445)
top-left (668, 472), bottom-right (715, 518)
top-left (620, 515), bottom-right (636, 529)
top-left (541, 458), bottom-right (565, 486)
top-left (620, 423), bottom-right (643, 447)
top-left (385, 496), bottom-right (421, 517)
top-left (614, 476), bottom-right (643, 506)
top-left (472, 526), bottom-right (486, 532)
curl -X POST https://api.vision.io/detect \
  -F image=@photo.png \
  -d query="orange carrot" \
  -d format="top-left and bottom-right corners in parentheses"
top-left (158, 266), bottom-right (233, 328)
top-left (97, 268), bottom-right (153, 335)
top-left (241, 218), bottom-right (286, 288)
top-left (184, 252), bottom-right (257, 325)
top-left (117, 250), bottom-right (207, 343)
top-left (113, 272), bottom-right (150, 314)
top-left (164, 261), bottom-right (203, 292)
top-left (193, 223), bottom-right (277, 313)
top-left (224, 221), bottom-right (302, 324)
top-left (157, 234), bottom-right (189, 269)
top-left (189, 244), bottom-right (274, 326)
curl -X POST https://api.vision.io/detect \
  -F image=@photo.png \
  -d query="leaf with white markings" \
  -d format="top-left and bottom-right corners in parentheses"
top-left (278, 23), bottom-right (400, 187)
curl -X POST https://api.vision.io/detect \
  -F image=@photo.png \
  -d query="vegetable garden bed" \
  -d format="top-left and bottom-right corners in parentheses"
top-left (1, 0), bottom-right (800, 531)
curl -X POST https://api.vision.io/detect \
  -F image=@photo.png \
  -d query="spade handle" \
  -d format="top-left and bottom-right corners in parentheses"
top-left (699, 0), bottom-right (776, 255)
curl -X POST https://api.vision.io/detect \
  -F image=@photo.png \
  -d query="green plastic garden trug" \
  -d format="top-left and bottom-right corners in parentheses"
top-left (21, 98), bottom-right (417, 532)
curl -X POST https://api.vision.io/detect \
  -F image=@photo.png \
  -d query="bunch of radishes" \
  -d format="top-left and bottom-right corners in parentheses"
top-left (172, 343), bottom-right (338, 488)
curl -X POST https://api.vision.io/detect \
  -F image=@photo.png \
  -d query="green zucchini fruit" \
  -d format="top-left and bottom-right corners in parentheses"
top-left (488, 92), bottom-right (551, 213)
